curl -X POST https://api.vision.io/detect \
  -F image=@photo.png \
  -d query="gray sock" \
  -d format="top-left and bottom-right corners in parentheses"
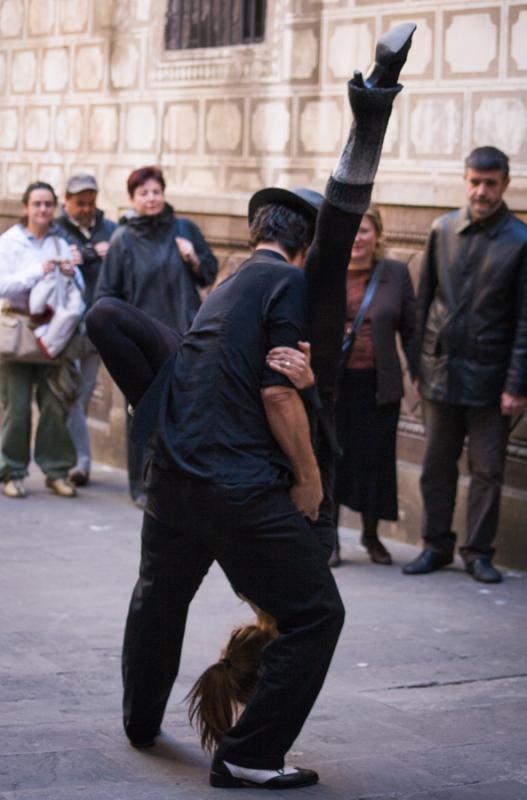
top-left (326, 83), bottom-right (402, 214)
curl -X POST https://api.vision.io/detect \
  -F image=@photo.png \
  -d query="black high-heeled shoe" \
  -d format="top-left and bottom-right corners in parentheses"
top-left (351, 22), bottom-right (416, 90)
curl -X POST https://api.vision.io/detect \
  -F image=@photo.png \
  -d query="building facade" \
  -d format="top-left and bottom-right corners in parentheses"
top-left (0, 0), bottom-right (526, 564)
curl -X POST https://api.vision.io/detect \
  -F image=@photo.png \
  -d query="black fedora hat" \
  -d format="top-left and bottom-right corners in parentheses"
top-left (248, 187), bottom-right (324, 224)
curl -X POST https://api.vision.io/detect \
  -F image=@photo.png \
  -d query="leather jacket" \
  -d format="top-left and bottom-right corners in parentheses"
top-left (417, 203), bottom-right (527, 406)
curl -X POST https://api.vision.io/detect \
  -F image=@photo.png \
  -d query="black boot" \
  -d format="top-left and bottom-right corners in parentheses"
top-left (325, 22), bottom-right (416, 215)
top-left (360, 515), bottom-right (392, 565)
top-left (363, 22), bottom-right (417, 88)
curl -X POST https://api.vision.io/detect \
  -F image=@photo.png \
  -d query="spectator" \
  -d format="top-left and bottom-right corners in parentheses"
top-left (403, 147), bottom-right (527, 584)
top-left (332, 205), bottom-right (416, 567)
top-left (94, 166), bottom-right (218, 507)
top-left (56, 173), bottom-right (117, 487)
top-left (0, 182), bottom-right (80, 498)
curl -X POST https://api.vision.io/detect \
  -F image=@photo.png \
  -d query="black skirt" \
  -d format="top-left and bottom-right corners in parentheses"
top-left (334, 368), bottom-right (400, 521)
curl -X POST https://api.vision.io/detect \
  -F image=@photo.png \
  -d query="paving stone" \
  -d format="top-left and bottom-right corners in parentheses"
top-left (407, 779), bottom-right (527, 799)
top-left (0, 465), bottom-right (526, 800)
top-left (0, 749), bottom-right (128, 792)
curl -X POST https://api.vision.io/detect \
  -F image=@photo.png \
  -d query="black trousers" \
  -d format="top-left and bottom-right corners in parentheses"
top-left (122, 461), bottom-right (344, 769)
top-left (420, 399), bottom-right (510, 560)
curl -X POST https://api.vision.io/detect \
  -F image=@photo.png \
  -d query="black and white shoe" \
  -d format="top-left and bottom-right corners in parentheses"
top-left (210, 754), bottom-right (319, 789)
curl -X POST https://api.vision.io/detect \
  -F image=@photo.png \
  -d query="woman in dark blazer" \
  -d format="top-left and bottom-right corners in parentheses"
top-left (332, 205), bottom-right (416, 566)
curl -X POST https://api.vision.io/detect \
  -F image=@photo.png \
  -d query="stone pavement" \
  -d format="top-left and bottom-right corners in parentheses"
top-left (1, 463), bottom-right (526, 800)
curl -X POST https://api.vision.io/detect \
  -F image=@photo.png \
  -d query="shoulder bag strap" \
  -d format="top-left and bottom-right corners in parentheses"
top-left (339, 260), bottom-right (385, 369)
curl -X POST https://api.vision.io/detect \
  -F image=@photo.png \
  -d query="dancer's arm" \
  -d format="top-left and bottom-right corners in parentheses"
top-left (261, 385), bottom-right (322, 521)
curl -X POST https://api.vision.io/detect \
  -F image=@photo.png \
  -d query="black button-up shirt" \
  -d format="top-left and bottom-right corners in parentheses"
top-left (157, 249), bottom-right (306, 487)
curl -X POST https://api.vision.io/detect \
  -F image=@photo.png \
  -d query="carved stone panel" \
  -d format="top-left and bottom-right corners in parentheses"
top-left (38, 164), bottom-right (64, 195)
top-left (11, 51), bottom-right (38, 94)
top-left (75, 46), bottom-right (105, 92)
top-left (124, 103), bottom-right (158, 152)
top-left (163, 102), bottom-right (200, 153)
top-left (28, 0), bottom-right (56, 36)
top-left (509, 6), bottom-right (527, 76)
top-left (282, 22), bottom-right (320, 83)
top-left (443, 9), bottom-right (499, 79)
top-left (326, 19), bottom-right (374, 83)
top-left (297, 96), bottom-right (343, 156)
top-left (43, 49), bottom-right (70, 93)
top-left (409, 94), bottom-right (463, 160)
top-left (110, 42), bottom-right (141, 90)
top-left (205, 100), bottom-right (244, 155)
top-left (55, 107), bottom-right (84, 152)
top-left (0, 0), bottom-right (24, 38)
top-left (0, 109), bottom-right (18, 150)
top-left (472, 94), bottom-right (527, 158)
top-left (88, 106), bottom-right (119, 152)
top-left (249, 99), bottom-right (291, 155)
top-left (180, 165), bottom-right (219, 190)
top-left (6, 163), bottom-right (31, 195)
top-left (24, 107), bottom-right (51, 151)
top-left (60, 0), bottom-right (89, 33)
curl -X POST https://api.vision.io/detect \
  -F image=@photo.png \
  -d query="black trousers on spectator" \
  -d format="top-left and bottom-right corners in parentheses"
top-left (420, 399), bottom-right (509, 561)
top-left (122, 460), bottom-right (344, 769)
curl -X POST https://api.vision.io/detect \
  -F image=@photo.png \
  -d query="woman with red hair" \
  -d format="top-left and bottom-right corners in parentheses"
top-left (94, 166), bottom-right (217, 507)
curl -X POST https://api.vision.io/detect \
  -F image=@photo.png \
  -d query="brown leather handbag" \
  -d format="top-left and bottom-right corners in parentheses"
top-left (0, 299), bottom-right (48, 364)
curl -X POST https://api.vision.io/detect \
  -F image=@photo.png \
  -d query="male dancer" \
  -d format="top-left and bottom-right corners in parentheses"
top-left (88, 23), bottom-right (415, 790)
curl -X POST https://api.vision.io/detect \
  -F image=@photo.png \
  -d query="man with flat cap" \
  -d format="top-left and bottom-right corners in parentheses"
top-left (56, 174), bottom-right (117, 486)
top-left (104, 22), bottom-right (416, 790)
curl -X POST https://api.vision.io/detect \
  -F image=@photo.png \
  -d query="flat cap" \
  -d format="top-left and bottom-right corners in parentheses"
top-left (65, 173), bottom-right (98, 195)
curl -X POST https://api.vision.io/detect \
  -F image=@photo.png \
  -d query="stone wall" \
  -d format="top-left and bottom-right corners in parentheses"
top-left (0, 0), bottom-right (526, 211)
top-left (0, 0), bottom-right (526, 566)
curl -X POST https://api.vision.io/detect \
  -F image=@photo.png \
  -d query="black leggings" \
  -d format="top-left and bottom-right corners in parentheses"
top-left (85, 298), bottom-right (182, 409)
top-left (86, 202), bottom-right (360, 412)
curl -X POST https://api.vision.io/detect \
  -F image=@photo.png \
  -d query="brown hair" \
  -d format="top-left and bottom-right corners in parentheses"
top-left (21, 181), bottom-right (57, 207)
top-left (364, 203), bottom-right (385, 261)
top-left (20, 181), bottom-right (58, 226)
top-left (187, 613), bottom-right (277, 752)
top-left (127, 166), bottom-right (166, 198)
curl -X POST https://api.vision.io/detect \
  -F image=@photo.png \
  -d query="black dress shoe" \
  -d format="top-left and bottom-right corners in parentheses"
top-left (210, 754), bottom-right (319, 789)
top-left (361, 534), bottom-right (392, 565)
top-left (129, 728), bottom-right (161, 749)
top-left (465, 557), bottom-right (502, 584)
top-left (402, 548), bottom-right (453, 575)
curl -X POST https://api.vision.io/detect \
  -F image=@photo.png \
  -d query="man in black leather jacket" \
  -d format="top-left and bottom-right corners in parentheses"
top-left (403, 147), bottom-right (527, 584)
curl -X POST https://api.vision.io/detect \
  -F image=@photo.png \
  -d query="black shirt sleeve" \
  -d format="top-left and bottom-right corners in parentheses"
top-left (260, 268), bottom-right (306, 389)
